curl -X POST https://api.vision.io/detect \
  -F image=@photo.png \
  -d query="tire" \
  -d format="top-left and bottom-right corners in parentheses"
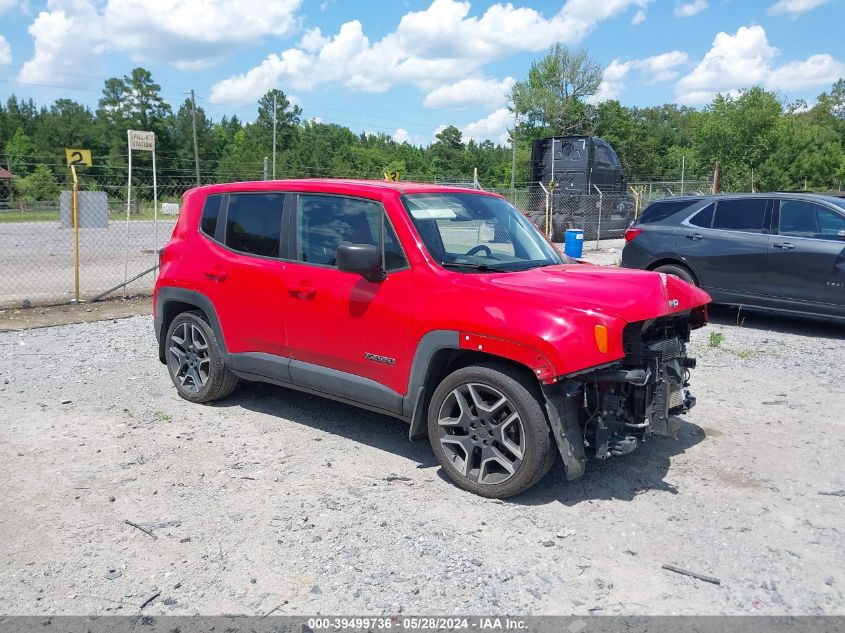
top-left (654, 264), bottom-right (696, 286)
top-left (427, 362), bottom-right (557, 498)
top-left (165, 310), bottom-right (239, 403)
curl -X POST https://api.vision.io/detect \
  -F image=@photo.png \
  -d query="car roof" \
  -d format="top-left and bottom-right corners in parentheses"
top-left (192, 178), bottom-right (499, 197)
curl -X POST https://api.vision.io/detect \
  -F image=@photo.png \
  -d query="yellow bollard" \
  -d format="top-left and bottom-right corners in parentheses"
top-left (71, 164), bottom-right (80, 302)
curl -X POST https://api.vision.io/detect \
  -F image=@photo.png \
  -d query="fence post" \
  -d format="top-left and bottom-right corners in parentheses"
top-left (592, 184), bottom-right (602, 251)
top-left (70, 164), bottom-right (80, 302)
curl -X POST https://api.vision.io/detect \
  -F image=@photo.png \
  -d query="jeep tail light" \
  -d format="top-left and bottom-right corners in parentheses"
top-left (594, 324), bottom-right (609, 354)
top-left (624, 227), bottom-right (643, 243)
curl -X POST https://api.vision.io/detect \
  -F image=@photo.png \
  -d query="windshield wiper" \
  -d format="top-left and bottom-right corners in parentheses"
top-left (440, 261), bottom-right (508, 272)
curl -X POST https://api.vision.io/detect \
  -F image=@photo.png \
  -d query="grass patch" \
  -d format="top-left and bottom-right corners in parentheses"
top-left (708, 331), bottom-right (724, 348)
top-left (153, 411), bottom-right (173, 423)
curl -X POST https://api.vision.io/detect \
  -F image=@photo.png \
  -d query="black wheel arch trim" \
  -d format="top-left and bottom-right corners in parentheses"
top-left (155, 287), bottom-right (229, 364)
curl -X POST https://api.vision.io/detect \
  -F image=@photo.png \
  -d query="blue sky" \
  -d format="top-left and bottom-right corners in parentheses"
top-left (0, 0), bottom-right (843, 145)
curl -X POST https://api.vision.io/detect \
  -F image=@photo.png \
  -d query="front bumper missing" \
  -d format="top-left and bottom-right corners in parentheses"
top-left (542, 333), bottom-right (697, 479)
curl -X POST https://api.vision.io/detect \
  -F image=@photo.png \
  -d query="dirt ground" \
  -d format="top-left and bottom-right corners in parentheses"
top-left (1, 242), bottom-right (844, 616)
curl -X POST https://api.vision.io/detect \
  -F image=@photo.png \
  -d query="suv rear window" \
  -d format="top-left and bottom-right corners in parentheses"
top-left (200, 195), bottom-right (223, 238)
top-left (712, 199), bottom-right (767, 233)
top-left (638, 199), bottom-right (701, 224)
top-left (224, 193), bottom-right (285, 257)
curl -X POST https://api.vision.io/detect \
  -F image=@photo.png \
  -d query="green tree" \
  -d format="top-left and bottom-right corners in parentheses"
top-left (691, 87), bottom-right (782, 190)
top-left (510, 44), bottom-right (602, 134)
top-left (5, 127), bottom-right (34, 176)
top-left (14, 164), bottom-right (58, 201)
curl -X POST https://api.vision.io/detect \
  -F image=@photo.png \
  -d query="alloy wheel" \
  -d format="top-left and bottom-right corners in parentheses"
top-left (169, 321), bottom-right (211, 393)
top-left (437, 382), bottom-right (525, 485)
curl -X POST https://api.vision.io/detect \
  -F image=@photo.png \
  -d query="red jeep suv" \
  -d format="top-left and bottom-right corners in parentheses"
top-left (154, 179), bottom-right (710, 498)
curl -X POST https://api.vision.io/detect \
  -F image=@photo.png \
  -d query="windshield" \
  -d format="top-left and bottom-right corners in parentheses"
top-left (401, 192), bottom-right (564, 272)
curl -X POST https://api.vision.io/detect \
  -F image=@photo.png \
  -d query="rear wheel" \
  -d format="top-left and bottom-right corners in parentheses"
top-left (654, 263), bottom-right (696, 285)
top-left (427, 363), bottom-right (556, 498)
top-left (166, 311), bottom-right (239, 403)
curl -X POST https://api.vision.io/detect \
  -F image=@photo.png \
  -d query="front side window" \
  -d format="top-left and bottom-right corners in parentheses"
top-left (402, 193), bottom-right (562, 272)
top-left (712, 198), bottom-right (767, 233)
top-left (780, 200), bottom-right (845, 240)
top-left (295, 194), bottom-right (406, 270)
top-left (224, 193), bottom-right (285, 257)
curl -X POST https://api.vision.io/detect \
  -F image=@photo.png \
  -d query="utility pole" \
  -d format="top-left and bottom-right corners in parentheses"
top-left (713, 161), bottom-right (720, 194)
top-left (272, 94), bottom-right (277, 180)
top-left (190, 90), bottom-right (201, 187)
top-left (263, 157), bottom-right (269, 181)
top-left (680, 154), bottom-right (685, 195)
top-left (509, 107), bottom-right (518, 202)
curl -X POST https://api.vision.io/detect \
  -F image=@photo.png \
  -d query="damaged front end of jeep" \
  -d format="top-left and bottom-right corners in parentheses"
top-left (542, 306), bottom-right (707, 480)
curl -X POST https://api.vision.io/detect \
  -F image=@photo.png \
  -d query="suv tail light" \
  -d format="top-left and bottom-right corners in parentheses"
top-left (624, 227), bottom-right (643, 243)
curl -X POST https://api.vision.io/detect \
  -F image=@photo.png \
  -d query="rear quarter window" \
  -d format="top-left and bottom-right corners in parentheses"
top-left (200, 195), bottom-right (223, 238)
top-left (638, 199), bottom-right (701, 224)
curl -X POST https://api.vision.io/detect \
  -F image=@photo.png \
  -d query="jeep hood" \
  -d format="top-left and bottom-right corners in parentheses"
top-left (465, 264), bottom-right (711, 323)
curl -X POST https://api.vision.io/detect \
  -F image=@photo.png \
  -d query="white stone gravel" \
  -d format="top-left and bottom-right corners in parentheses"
top-left (0, 308), bottom-right (844, 616)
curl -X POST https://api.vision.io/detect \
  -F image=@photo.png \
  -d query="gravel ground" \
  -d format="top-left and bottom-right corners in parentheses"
top-left (1, 308), bottom-right (844, 616)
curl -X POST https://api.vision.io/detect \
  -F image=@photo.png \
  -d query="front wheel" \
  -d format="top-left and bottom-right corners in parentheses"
top-left (427, 363), bottom-right (557, 498)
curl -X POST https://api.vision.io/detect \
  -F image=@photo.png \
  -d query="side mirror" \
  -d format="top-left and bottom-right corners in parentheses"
top-left (337, 243), bottom-right (384, 280)
top-left (837, 230), bottom-right (845, 241)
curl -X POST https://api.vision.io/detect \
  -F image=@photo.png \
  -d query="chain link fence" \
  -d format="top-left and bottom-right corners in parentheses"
top-left (491, 186), bottom-right (636, 242)
top-left (0, 179), bottom-right (185, 309)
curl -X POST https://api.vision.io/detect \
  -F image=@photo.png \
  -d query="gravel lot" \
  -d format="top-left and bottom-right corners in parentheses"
top-left (1, 306), bottom-right (844, 616)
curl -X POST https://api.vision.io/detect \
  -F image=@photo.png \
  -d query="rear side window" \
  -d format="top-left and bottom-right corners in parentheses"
top-left (713, 199), bottom-right (767, 233)
top-left (639, 199), bottom-right (701, 224)
top-left (688, 203), bottom-right (714, 228)
top-left (200, 195), bottom-right (223, 238)
top-left (224, 193), bottom-right (285, 257)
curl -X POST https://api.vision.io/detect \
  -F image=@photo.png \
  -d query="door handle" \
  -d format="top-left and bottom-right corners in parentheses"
top-left (289, 284), bottom-right (316, 300)
top-left (686, 233), bottom-right (703, 241)
top-left (773, 242), bottom-right (795, 250)
top-left (203, 269), bottom-right (227, 282)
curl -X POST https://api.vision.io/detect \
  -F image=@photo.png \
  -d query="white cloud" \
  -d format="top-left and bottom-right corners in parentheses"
top-left (104, 0), bottom-right (301, 69)
top-left (210, 0), bottom-right (652, 104)
top-left (19, 0), bottom-right (107, 86)
top-left (0, 36), bottom-right (10, 65)
top-left (461, 107), bottom-right (512, 144)
top-left (591, 51), bottom-right (689, 102)
top-left (674, 0), bottom-right (709, 17)
top-left (631, 9), bottom-right (647, 24)
top-left (675, 25), bottom-right (776, 103)
top-left (675, 24), bottom-right (845, 103)
top-left (393, 128), bottom-right (409, 143)
top-left (767, 54), bottom-right (845, 90)
top-left (423, 77), bottom-right (515, 109)
top-left (768, 0), bottom-right (833, 17)
top-left (18, 0), bottom-right (302, 82)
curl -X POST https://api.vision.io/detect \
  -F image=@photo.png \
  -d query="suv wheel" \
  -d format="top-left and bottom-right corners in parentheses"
top-left (427, 363), bottom-right (557, 498)
top-left (166, 311), bottom-right (239, 403)
top-left (654, 263), bottom-right (696, 285)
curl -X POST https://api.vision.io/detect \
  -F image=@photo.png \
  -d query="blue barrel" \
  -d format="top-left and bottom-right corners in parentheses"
top-left (564, 229), bottom-right (584, 258)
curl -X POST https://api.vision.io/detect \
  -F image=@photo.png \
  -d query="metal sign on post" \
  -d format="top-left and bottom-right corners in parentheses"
top-left (125, 130), bottom-right (158, 297)
top-left (65, 149), bottom-right (92, 167)
top-left (65, 149), bottom-right (92, 302)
